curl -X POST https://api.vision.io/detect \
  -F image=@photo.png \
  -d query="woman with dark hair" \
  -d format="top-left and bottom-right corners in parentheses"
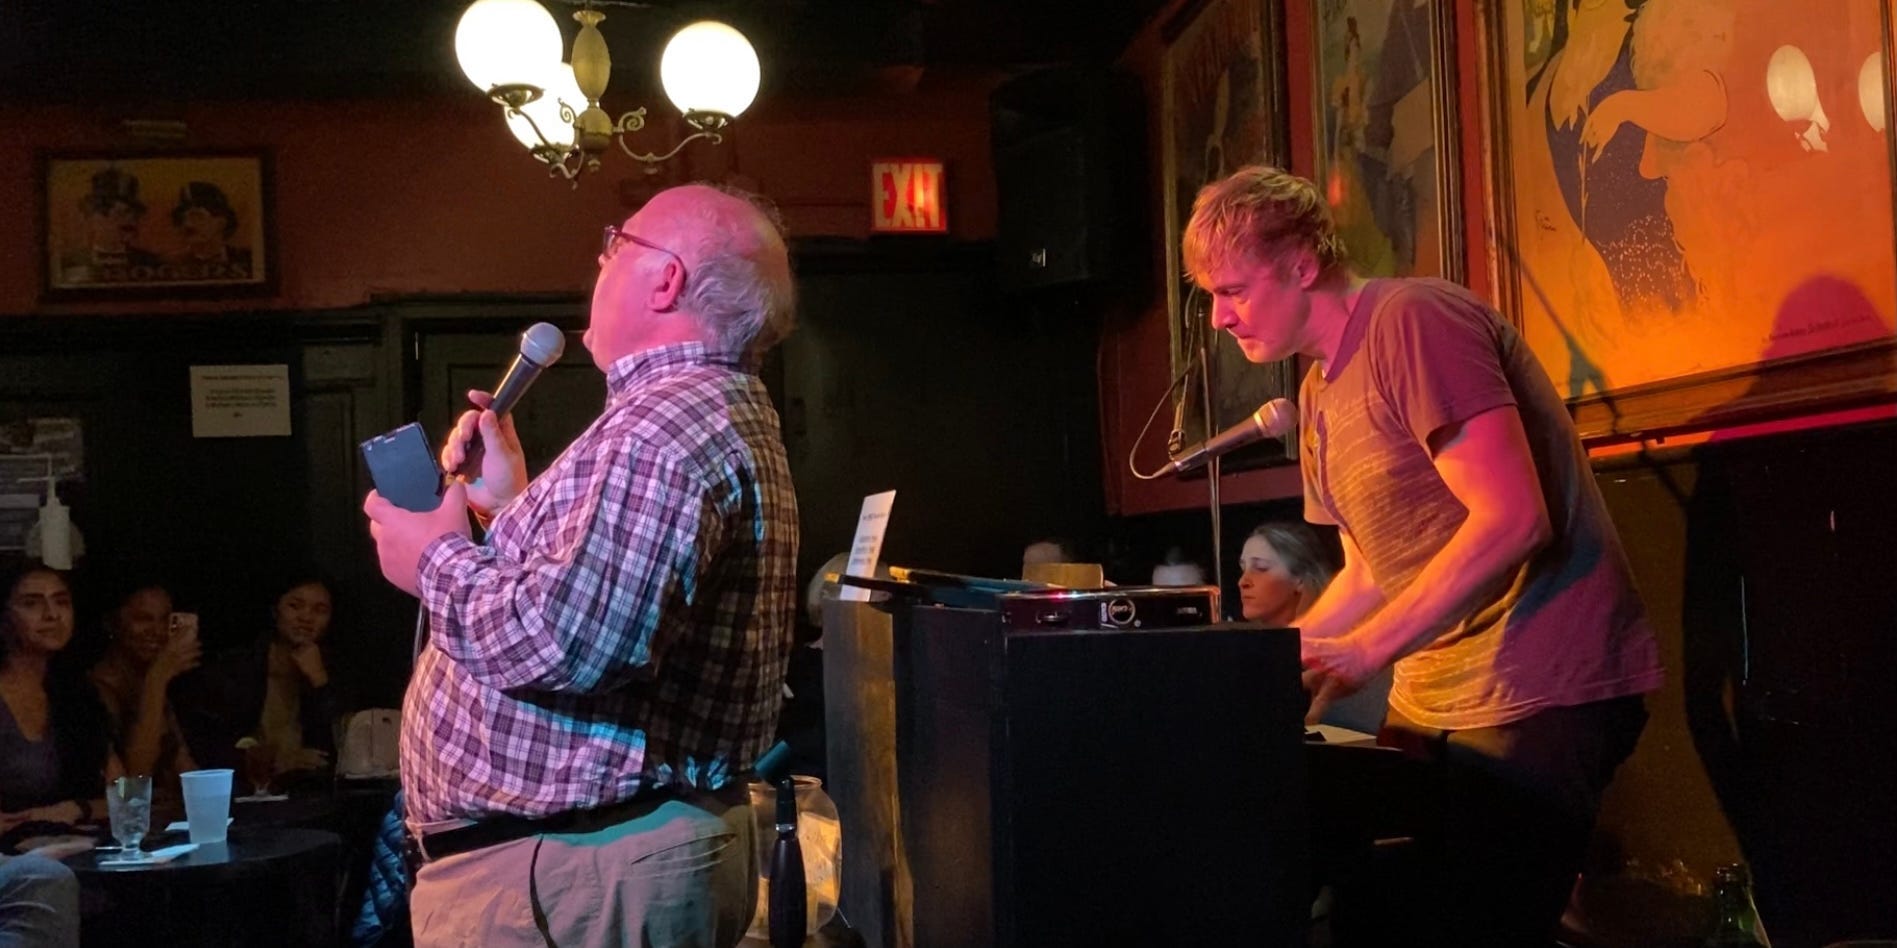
top-left (180, 571), bottom-right (342, 781)
top-left (0, 561), bottom-right (120, 843)
top-left (88, 579), bottom-right (199, 789)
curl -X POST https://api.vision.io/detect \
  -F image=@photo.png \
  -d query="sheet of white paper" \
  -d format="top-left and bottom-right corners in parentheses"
top-left (839, 490), bottom-right (896, 602)
top-left (1306, 724), bottom-right (1381, 747)
top-left (189, 364), bottom-right (292, 438)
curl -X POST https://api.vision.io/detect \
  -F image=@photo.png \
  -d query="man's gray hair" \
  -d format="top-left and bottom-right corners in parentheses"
top-left (677, 183), bottom-right (797, 360)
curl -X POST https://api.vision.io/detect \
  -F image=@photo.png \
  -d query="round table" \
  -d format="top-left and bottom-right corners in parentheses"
top-left (64, 827), bottom-right (340, 947)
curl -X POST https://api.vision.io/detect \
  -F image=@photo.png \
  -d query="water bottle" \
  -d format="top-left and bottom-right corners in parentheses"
top-left (1704, 863), bottom-right (1771, 947)
top-left (768, 774), bottom-right (807, 948)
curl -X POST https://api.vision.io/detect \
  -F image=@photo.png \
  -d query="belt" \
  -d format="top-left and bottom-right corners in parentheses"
top-left (408, 809), bottom-right (587, 867)
top-left (405, 785), bottom-right (740, 869)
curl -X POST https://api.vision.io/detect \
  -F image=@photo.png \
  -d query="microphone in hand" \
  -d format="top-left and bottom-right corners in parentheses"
top-left (1167, 397), bottom-right (1296, 475)
top-left (446, 322), bottom-right (565, 479)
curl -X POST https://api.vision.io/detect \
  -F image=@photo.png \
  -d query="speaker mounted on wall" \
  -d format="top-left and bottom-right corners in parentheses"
top-left (991, 67), bottom-right (1146, 293)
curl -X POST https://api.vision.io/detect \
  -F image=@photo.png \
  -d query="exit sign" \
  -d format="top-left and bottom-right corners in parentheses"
top-left (871, 159), bottom-right (947, 233)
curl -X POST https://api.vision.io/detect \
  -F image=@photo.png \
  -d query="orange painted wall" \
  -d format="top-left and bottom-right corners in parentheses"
top-left (0, 78), bottom-right (1000, 317)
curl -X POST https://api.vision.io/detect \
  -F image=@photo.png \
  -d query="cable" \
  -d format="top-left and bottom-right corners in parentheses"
top-left (1125, 347), bottom-right (1201, 482)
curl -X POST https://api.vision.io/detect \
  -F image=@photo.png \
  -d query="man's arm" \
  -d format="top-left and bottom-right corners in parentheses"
top-left (1292, 530), bottom-right (1383, 640)
top-left (1304, 404), bottom-right (1552, 685)
top-left (417, 445), bottom-right (722, 694)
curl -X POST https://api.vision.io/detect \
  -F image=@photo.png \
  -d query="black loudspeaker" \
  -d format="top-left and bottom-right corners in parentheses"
top-left (991, 67), bottom-right (1144, 292)
top-left (895, 607), bottom-right (1311, 947)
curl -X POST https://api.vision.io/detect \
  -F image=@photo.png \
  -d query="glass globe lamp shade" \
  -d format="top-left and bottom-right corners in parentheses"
top-left (456, 0), bottom-right (565, 94)
top-left (660, 21), bottom-right (760, 119)
top-left (505, 62), bottom-right (583, 151)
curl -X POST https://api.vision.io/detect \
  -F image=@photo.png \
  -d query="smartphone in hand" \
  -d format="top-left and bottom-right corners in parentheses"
top-left (362, 422), bottom-right (446, 512)
top-left (168, 611), bottom-right (200, 642)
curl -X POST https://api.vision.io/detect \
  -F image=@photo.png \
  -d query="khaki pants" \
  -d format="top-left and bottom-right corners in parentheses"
top-left (410, 791), bottom-right (757, 948)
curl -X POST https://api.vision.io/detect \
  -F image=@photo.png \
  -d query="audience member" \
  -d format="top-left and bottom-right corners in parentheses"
top-left (88, 580), bottom-right (199, 787)
top-left (1021, 538), bottom-right (1076, 574)
top-left (1151, 546), bottom-right (1208, 587)
top-left (778, 552), bottom-right (855, 781)
top-left (0, 852), bottom-right (78, 947)
top-left (803, 551), bottom-right (853, 634)
top-left (0, 563), bottom-right (119, 844)
top-left (182, 571), bottom-right (341, 778)
top-left (1238, 521), bottom-right (1390, 733)
top-left (1235, 521), bottom-right (1335, 626)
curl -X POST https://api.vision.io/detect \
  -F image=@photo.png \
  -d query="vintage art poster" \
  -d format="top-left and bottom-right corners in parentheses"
top-left (41, 151), bottom-right (274, 299)
top-left (1483, 0), bottom-right (1897, 419)
top-left (1163, 0), bottom-right (1295, 467)
top-left (1313, 0), bottom-right (1461, 280)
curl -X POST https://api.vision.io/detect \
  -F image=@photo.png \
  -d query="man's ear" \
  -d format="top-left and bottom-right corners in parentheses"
top-left (1292, 248), bottom-right (1323, 290)
top-left (649, 258), bottom-right (687, 312)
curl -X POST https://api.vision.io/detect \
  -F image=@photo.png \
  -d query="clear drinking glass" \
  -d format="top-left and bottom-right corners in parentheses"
top-left (105, 775), bottom-right (154, 862)
top-left (238, 738), bottom-right (276, 801)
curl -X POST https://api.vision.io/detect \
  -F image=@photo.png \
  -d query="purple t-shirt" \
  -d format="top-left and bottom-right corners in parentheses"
top-left (1300, 278), bottom-right (1663, 729)
top-left (0, 694), bottom-right (61, 809)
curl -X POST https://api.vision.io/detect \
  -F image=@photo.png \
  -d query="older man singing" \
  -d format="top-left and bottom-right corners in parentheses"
top-left (364, 183), bottom-right (800, 947)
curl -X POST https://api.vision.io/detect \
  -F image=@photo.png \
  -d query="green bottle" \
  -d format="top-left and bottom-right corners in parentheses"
top-left (1704, 863), bottom-right (1771, 947)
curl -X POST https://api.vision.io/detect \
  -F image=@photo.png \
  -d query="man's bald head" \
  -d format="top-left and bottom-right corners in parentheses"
top-left (632, 183), bottom-right (796, 360)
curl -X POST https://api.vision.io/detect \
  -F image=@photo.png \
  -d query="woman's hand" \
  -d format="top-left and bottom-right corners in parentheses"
top-left (288, 642), bottom-right (328, 689)
top-left (26, 836), bottom-right (96, 860)
top-left (281, 747), bottom-right (330, 773)
top-left (0, 801), bottom-right (82, 830)
top-left (1581, 91), bottom-right (1634, 161)
top-left (145, 628), bottom-right (203, 689)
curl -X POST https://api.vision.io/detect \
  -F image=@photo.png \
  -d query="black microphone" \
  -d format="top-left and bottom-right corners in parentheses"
top-left (1166, 397), bottom-right (1296, 474)
top-left (451, 322), bottom-right (566, 477)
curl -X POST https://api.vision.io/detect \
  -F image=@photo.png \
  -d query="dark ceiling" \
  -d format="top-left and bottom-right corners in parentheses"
top-left (2, 0), bottom-right (1166, 103)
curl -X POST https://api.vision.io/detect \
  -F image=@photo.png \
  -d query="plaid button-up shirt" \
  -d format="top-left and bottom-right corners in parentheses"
top-left (402, 342), bottom-right (799, 824)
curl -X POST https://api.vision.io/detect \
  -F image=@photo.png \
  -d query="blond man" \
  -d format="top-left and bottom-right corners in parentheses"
top-left (1185, 166), bottom-right (1661, 945)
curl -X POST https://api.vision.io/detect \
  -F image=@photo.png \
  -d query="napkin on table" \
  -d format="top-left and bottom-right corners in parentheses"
top-left (97, 843), bottom-right (198, 869)
top-left (163, 817), bottom-right (233, 833)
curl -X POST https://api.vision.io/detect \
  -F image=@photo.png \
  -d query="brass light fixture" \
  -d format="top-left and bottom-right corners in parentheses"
top-left (454, 0), bottom-right (760, 182)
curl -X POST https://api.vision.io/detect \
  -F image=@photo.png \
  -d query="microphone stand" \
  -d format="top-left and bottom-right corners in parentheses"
top-left (1193, 298), bottom-right (1225, 595)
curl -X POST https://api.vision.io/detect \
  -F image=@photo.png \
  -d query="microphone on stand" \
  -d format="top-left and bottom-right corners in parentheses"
top-left (449, 322), bottom-right (566, 478)
top-left (1166, 397), bottom-right (1296, 475)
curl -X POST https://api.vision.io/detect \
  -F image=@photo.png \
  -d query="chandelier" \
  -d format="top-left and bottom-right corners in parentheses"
top-left (454, 0), bottom-right (760, 182)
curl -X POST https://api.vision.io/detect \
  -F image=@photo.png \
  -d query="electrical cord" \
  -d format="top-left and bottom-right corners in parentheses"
top-left (1126, 346), bottom-right (1201, 482)
top-left (1126, 284), bottom-right (1208, 482)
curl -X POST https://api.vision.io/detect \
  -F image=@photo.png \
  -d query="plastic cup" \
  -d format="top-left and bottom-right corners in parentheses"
top-left (179, 769), bottom-right (233, 844)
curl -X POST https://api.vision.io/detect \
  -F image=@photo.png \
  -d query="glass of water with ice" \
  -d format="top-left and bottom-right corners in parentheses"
top-left (105, 775), bottom-right (153, 862)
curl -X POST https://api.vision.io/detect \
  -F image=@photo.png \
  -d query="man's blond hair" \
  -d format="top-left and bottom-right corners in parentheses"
top-left (1182, 166), bottom-right (1347, 284)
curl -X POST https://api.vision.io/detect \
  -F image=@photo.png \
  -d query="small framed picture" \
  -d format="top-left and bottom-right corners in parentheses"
top-left (38, 149), bottom-right (276, 301)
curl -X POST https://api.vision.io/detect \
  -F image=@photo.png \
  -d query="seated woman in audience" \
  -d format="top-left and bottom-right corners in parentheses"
top-left (1237, 521), bottom-right (1391, 733)
top-left (1236, 521), bottom-right (1335, 627)
top-left (0, 562), bottom-right (119, 845)
top-left (88, 580), bottom-right (199, 788)
top-left (181, 571), bottom-right (341, 782)
top-left (1151, 546), bottom-right (1209, 587)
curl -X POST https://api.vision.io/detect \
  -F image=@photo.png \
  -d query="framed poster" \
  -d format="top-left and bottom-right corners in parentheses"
top-left (40, 150), bottom-right (275, 301)
top-left (1313, 0), bottom-right (1462, 280)
top-left (1162, 0), bottom-right (1296, 470)
top-left (1478, 0), bottom-right (1897, 439)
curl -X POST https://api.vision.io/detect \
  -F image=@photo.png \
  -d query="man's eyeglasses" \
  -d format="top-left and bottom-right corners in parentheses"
top-left (600, 224), bottom-right (687, 282)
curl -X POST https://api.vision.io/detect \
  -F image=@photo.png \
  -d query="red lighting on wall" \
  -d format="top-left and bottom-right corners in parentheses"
top-left (871, 159), bottom-right (947, 233)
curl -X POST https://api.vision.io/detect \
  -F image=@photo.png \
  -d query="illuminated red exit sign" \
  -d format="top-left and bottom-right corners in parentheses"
top-left (871, 159), bottom-right (947, 233)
